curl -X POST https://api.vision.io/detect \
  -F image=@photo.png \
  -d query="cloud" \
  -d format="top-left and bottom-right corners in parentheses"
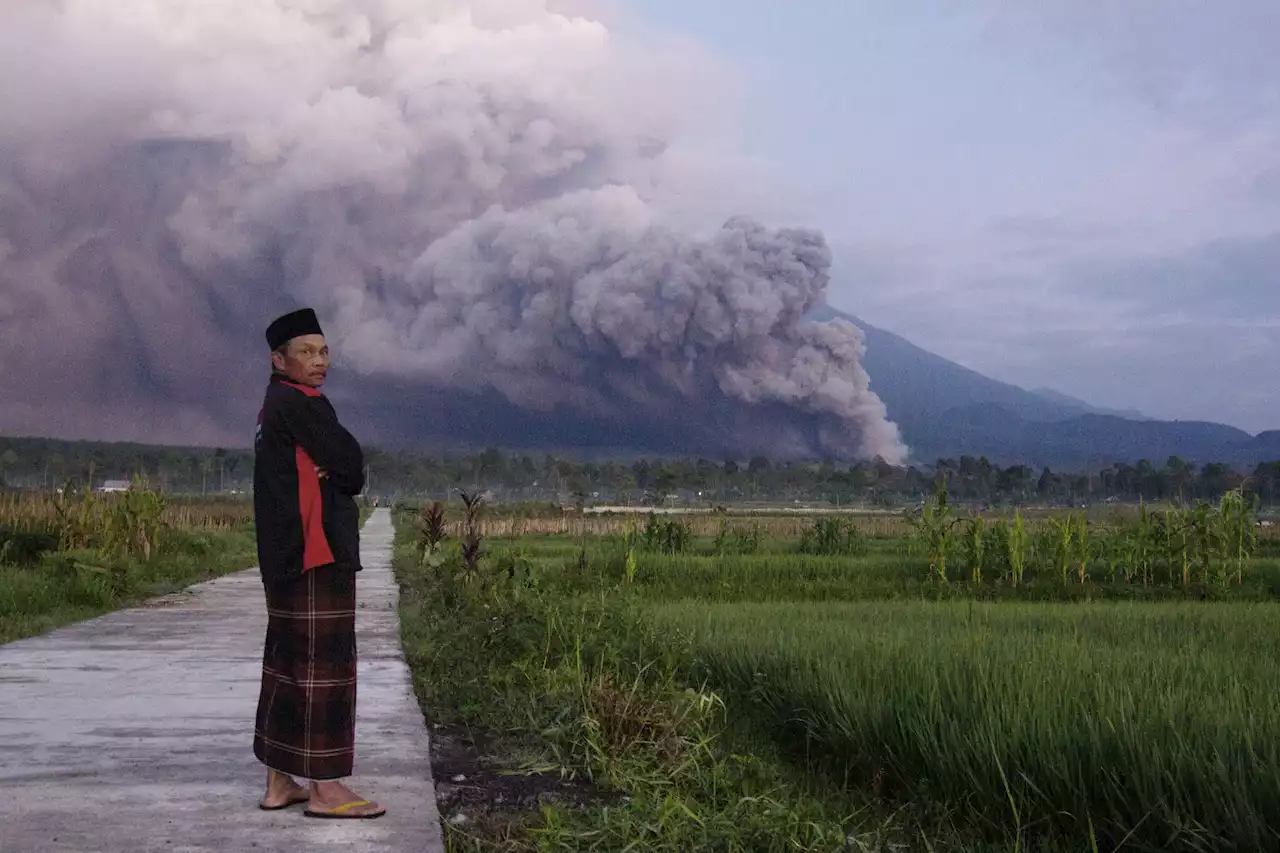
top-left (855, 229), bottom-right (1280, 434)
top-left (0, 0), bottom-right (906, 463)
top-left (815, 2), bottom-right (1280, 436)
top-left (979, 0), bottom-right (1280, 125)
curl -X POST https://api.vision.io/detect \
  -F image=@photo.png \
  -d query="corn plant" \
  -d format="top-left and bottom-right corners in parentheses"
top-left (713, 512), bottom-right (730, 556)
top-left (1130, 503), bottom-right (1154, 585)
top-left (51, 479), bottom-right (101, 552)
top-left (1075, 515), bottom-right (1088, 584)
top-left (624, 546), bottom-right (637, 585)
top-left (1050, 515), bottom-right (1074, 584)
top-left (983, 520), bottom-right (1011, 583)
top-left (459, 490), bottom-right (485, 579)
top-left (1150, 508), bottom-right (1181, 587)
top-left (622, 516), bottom-right (638, 584)
top-left (733, 522), bottom-right (761, 555)
top-left (1007, 511), bottom-right (1028, 587)
top-left (44, 476), bottom-right (167, 562)
top-left (1219, 488), bottom-right (1257, 585)
top-left (963, 517), bottom-right (986, 584)
top-left (640, 514), bottom-right (692, 555)
top-left (908, 480), bottom-right (963, 584)
top-left (1101, 532), bottom-right (1123, 584)
top-left (1184, 504), bottom-right (1218, 587)
top-left (105, 476), bottom-right (166, 562)
top-left (416, 500), bottom-right (448, 575)
top-left (799, 517), bottom-right (864, 556)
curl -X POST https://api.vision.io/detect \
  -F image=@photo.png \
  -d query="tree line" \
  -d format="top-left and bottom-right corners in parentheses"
top-left (3, 436), bottom-right (1279, 507)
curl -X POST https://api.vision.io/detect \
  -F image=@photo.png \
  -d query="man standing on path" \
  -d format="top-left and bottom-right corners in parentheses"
top-left (251, 307), bottom-right (385, 819)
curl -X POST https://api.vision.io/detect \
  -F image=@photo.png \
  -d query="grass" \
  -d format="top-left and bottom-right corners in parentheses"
top-left (0, 488), bottom-right (253, 532)
top-left (0, 485), bottom-right (382, 648)
top-left (651, 599), bottom-right (1280, 851)
top-left (392, 517), bottom-right (924, 852)
top-left (621, 550), bottom-right (1280, 603)
top-left (0, 487), bottom-right (262, 644)
top-left (0, 526), bottom-right (257, 644)
top-left (391, 497), bottom-right (1280, 852)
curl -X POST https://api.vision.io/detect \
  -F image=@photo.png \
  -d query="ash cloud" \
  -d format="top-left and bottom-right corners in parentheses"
top-left (0, 0), bottom-right (906, 464)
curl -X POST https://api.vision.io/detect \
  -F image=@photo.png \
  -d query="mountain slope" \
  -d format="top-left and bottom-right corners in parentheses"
top-left (810, 305), bottom-right (1270, 467)
top-left (808, 304), bottom-right (1094, 424)
top-left (1028, 387), bottom-right (1148, 420)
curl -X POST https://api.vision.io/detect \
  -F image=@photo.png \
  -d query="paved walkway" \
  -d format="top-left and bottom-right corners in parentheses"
top-left (0, 508), bottom-right (444, 853)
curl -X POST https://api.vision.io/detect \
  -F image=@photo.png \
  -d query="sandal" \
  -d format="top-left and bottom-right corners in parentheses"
top-left (304, 799), bottom-right (387, 819)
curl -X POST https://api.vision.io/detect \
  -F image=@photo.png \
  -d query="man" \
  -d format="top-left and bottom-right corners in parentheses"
top-left (251, 307), bottom-right (385, 819)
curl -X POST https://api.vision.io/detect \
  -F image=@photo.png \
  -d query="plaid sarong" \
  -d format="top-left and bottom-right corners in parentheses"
top-left (252, 564), bottom-right (357, 780)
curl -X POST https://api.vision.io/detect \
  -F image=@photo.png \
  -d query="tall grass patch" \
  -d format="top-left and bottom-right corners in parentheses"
top-left (390, 513), bottom-right (919, 852)
top-left (0, 483), bottom-right (258, 643)
top-left (651, 599), bottom-right (1280, 851)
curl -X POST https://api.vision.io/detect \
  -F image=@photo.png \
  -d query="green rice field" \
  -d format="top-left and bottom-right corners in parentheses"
top-left (392, 492), bottom-right (1280, 851)
top-left (650, 599), bottom-right (1280, 850)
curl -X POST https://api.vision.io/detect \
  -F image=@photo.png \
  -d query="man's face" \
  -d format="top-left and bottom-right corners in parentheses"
top-left (271, 334), bottom-right (330, 387)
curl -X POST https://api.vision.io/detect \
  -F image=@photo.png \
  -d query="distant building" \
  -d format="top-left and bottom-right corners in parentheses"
top-left (97, 479), bottom-right (131, 493)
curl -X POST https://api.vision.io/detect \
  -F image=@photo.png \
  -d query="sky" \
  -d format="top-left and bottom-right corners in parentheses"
top-left (627, 0), bottom-right (1280, 433)
top-left (0, 0), bottom-right (1275, 455)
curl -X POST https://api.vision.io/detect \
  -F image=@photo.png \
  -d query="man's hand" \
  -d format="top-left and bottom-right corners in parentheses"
top-left (315, 466), bottom-right (329, 479)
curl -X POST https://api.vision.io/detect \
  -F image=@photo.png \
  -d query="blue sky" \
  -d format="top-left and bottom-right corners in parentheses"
top-left (628, 1), bottom-right (1280, 433)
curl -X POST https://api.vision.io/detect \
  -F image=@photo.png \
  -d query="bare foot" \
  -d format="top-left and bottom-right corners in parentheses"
top-left (260, 770), bottom-right (310, 810)
top-left (306, 779), bottom-right (386, 819)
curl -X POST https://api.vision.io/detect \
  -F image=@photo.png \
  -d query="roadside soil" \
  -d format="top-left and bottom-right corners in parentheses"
top-left (428, 721), bottom-right (624, 843)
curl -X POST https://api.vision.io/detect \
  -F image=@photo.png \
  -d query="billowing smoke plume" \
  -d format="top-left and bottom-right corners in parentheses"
top-left (0, 0), bottom-right (907, 464)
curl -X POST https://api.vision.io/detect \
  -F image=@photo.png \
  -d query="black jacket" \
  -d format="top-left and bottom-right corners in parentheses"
top-left (253, 374), bottom-right (365, 587)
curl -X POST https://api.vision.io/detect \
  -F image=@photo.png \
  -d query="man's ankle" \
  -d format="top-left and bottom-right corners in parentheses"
top-left (311, 779), bottom-right (354, 797)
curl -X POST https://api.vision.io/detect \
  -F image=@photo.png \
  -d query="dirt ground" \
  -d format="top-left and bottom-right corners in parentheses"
top-left (429, 721), bottom-right (624, 841)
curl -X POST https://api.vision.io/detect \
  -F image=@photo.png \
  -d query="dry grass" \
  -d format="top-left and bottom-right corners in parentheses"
top-left (461, 512), bottom-right (1280, 548)
top-left (0, 490), bottom-right (252, 533)
top-left (1, 486), bottom-right (257, 644)
top-left (464, 513), bottom-right (910, 539)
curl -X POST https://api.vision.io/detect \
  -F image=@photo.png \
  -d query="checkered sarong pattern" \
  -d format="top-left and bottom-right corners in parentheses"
top-left (253, 564), bottom-right (357, 781)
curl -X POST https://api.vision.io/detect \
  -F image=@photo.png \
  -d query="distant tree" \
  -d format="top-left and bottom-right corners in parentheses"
top-left (1198, 462), bottom-right (1238, 498)
top-left (1252, 462), bottom-right (1280, 505)
top-left (213, 448), bottom-right (227, 492)
top-left (0, 449), bottom-right (17, 483)
top-left (1036, 466), bottom-right (1057, 498)
top-left (654, 465), bottom-right (678, 497)
top-left (998, 465), bottom-right (1032, 501)
top-left (1166, 456), bottom-right (1196, 500)
top-left (568, 477), bottom-right (589, 508)
top-left (477, 447), bottom-right (507, 480)
top-left (612, 468), bottom-right (637, 499)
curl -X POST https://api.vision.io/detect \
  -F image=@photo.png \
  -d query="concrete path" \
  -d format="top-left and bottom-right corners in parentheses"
top-left (0, 508), bottom-right (444, 853)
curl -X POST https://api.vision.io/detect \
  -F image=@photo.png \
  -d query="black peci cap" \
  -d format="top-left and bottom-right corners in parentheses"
top-left (265, 308), bottom-right (324, 350)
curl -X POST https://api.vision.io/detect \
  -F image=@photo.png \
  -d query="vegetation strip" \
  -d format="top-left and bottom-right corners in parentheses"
top-left (393, 486), bottom-right (1280, 852)
top-left (7, 468), bottom-right (1279, 850)
top-left (6, 435), bottom-right (1280, 508)
top-left (653, 599), bottom-right (1280, 850)
top-left (392, 503), bottom-right (902, 852)
top-left (0, 484), bottom-right (257, 644)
